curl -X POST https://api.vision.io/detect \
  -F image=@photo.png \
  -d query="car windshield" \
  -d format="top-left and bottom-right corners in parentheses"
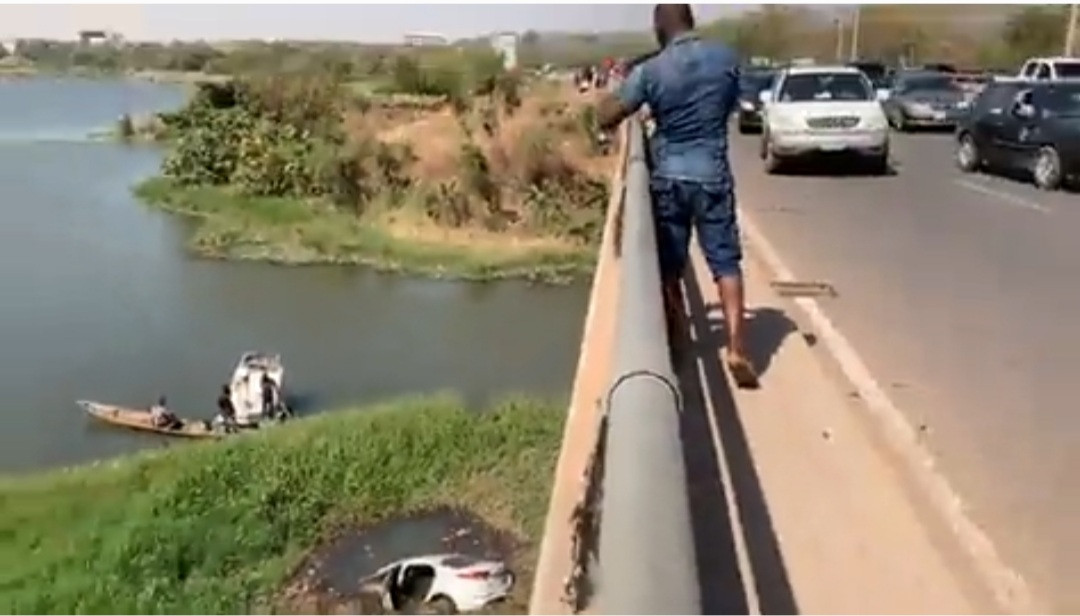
top-left (1052, 61), bottom-right (1080, 78)
top-left (778, 73), bottom-right (872, 102)
top-left (740, 71), bottom-right (774, 95)
top-left (1042, 86), bottom-right (1080, 117)
top-left (899, 75), bottom-right (960, 93)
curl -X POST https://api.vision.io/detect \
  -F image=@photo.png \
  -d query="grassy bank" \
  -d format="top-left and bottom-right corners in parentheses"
top-left (0, 395), bottom-right (564, 613)
top-left (135, 177), bottom-right (594, 283)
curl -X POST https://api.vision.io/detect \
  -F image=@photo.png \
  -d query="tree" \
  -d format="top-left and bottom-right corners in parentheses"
top-left (1001, 6), bottom-right (1066, 62)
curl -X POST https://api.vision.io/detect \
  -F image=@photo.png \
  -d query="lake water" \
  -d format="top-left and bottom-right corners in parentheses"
top-left (0, 78), bottom-right (589, 473)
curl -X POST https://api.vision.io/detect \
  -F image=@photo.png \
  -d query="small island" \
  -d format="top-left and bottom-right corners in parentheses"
top-left (124, 48), bottom-right (615, 283)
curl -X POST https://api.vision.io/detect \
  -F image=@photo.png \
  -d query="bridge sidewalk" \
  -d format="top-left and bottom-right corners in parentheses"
top-left (678, 243), bottom-right (992, 614)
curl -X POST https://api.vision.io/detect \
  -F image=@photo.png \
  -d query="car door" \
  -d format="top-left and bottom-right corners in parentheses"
top-left (994, 89), bottom-right (1037, 170)
top-left (972, 83), bottom-right (1018, 166)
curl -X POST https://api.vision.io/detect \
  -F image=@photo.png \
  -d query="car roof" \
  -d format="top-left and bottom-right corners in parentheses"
top-left (992, 76), bottom-right (1080, 85)
top-left (1024, 56), bottom-right (1080, 63)
top-left (781, 65), bottom-right (863, 76)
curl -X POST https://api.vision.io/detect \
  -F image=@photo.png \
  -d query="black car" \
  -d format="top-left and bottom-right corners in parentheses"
top-left (920, 62), bottom-right (957, 74)
top-left (847, 60), bottom-right (893, 91)
top-left (955, 79), bottom-right (1080, 190)
top-left (736, 69), bottom-right (774, 134)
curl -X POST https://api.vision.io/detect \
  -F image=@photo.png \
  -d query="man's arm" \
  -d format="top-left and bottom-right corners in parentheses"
top-left (719, 53), bottom-right (741, 119)
top-left (598, 62), bottom-right (649, 131)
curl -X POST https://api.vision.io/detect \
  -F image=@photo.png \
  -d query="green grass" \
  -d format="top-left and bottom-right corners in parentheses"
top-left (134, 177), bottom-right (595, 284)
top-left (0, 395), bottom-right (565, 613)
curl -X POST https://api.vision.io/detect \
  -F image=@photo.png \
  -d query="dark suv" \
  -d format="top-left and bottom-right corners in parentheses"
top-left (955, 79), bottom-right (1080, 190)
top-left (736, 69), bottom-right (774, 134)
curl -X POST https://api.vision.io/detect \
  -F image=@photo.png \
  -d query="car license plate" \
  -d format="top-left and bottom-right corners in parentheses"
top-left (819, 142), bottom-right (847, 152)
top-left (932, 111), bottom-right (946, 121)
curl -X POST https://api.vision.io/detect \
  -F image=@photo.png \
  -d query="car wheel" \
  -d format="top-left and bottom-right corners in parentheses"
top-left (763, 140), bottom-right (784, 174)
top-left (1033, 145), bottom-right (1063, 190)
top-left (868, 150), bottom-right (891, 175)
top-left (955, 133), bottom-right (981, 173)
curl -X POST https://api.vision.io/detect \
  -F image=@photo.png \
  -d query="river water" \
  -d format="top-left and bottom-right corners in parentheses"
top-left (0, 78), bottom-right (589, 473)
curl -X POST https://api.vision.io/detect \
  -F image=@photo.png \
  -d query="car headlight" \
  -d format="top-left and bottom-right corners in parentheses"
top-left (769, 113), bottom-right (800, 131)
top-left (865, 113), bottom-right (889, 130)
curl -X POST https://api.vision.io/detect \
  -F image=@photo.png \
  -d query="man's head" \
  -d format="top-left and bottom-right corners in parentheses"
top-left (653, 4), bottom-right (695, 48)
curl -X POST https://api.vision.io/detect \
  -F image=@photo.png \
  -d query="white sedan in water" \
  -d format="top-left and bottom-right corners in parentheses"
top-left (362, 553), bottom-right (515, 613)
top-left (759, 64), bottom-right (891, 175)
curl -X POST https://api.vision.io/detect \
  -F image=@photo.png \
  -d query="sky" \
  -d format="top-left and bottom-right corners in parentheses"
top-left (0, 4), bottom-right (749, 43)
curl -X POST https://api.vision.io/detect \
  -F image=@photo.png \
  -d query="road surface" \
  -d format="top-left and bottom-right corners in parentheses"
top-left (730, 130), bottom-right (1079, 612)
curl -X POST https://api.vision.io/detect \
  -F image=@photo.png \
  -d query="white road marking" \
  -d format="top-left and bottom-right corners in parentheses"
top-left (738, 208), bottom-right (1041, 614)
top-left (954, 178), bottom-right (1051, 214)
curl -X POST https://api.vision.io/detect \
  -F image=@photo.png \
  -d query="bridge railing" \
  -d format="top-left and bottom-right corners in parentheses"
top-left (594, 116), bottom-right (701, 614)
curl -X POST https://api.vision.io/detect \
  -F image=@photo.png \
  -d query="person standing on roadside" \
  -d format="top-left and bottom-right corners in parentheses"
top-left (597, 4), bottom-right (758, 388)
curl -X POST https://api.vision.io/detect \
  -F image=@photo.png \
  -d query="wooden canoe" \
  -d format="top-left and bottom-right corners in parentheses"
top-left (78, 400), bottom-right (223, 439)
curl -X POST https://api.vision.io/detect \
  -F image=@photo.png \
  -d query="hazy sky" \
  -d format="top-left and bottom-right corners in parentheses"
top-left (0, 4), bottom-right (749, 42)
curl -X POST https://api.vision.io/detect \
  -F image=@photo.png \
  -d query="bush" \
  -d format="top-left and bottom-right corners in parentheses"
top-left (161, 74), bottom-right (360, 203)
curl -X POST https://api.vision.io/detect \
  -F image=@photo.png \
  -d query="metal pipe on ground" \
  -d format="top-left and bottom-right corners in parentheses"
top-left (595, 118), bottom-right (701, 615)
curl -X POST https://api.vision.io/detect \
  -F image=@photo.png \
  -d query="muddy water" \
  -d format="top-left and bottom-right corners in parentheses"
top-left (0, 78), bottom-right (589, 473)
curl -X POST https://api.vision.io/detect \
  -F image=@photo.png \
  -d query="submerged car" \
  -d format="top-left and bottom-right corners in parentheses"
top-left (360, 553), bottom-right (514, 613)
top-left (883, 70), bottom-right (970, 130)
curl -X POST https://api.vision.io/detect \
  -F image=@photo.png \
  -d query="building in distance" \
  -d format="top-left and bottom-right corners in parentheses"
top-left (403, 32), bottom-right (449, 47)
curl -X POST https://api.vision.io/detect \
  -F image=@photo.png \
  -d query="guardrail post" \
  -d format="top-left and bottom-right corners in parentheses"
top-left (595, 118), bottom-right (701, 615)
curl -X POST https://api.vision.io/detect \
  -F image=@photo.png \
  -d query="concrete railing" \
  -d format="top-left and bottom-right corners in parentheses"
top-left (594, 117), bottom-right (700, 614)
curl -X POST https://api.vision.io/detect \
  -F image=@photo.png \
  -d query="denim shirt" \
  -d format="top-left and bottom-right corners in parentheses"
top-left (616, 32), bottom-right (740, 183)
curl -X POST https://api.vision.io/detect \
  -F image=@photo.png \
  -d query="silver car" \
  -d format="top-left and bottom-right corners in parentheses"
top-left (883, 71), bottom-right (971, 131)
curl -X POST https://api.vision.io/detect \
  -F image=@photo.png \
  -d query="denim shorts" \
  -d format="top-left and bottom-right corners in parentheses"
top-left (650, 176), bottom-right (742, 281)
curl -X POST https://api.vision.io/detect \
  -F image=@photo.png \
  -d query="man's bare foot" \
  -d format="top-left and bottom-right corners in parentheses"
top-left (724, 349), bottom-right (760, 389)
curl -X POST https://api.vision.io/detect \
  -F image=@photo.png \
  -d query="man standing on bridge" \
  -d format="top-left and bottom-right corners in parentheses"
top-left (597, 4), bottom-right (758, 388)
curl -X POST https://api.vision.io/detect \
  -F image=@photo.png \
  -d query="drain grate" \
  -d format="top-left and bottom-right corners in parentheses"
top-left (770, 280), bottom-right (837, 298)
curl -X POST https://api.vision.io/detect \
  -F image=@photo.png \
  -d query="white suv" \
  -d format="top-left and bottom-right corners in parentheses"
top-left (759, 65), bottom-right (890, 174)
top-left (1018, 57), bottom-right (1080, 81)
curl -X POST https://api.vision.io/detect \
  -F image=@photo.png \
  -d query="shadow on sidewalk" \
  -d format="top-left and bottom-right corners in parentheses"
top-left (677, 271), bottom-right (800, 615)
top-left (703, 300), bottom-right (798, 378)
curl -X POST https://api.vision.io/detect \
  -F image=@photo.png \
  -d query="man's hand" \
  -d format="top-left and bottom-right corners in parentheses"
top-left (597, 57), bottom-right (651, 131)
top-left (597, 94), bottom-right (632, 131)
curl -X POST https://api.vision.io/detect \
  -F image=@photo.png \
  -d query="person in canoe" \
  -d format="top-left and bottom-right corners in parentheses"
top-left (215, 384), bottom-right (238, 433)
top-left (150, 395), bottom-right (182, 430)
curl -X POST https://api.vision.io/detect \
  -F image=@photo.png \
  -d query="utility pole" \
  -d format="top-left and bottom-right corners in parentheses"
top-left (849, 5), bottom-right (861, 62)
top-left (834, 19), bottom-right (845, 62)
top-left (1066, 4), bottom-right (1079, 56)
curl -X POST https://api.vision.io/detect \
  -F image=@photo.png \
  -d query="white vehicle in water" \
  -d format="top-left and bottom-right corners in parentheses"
top-left (361, 553), bottom-right (514, 613)
top-left (229, 351), bottom-right (287, 426)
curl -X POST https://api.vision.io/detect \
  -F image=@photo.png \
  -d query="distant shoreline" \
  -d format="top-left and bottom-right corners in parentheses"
top-left (0, 64), bottom-right (230, 86)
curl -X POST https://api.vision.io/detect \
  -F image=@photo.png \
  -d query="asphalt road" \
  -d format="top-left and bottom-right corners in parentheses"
top-left (729, 130), bottom-right (1080, 612)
